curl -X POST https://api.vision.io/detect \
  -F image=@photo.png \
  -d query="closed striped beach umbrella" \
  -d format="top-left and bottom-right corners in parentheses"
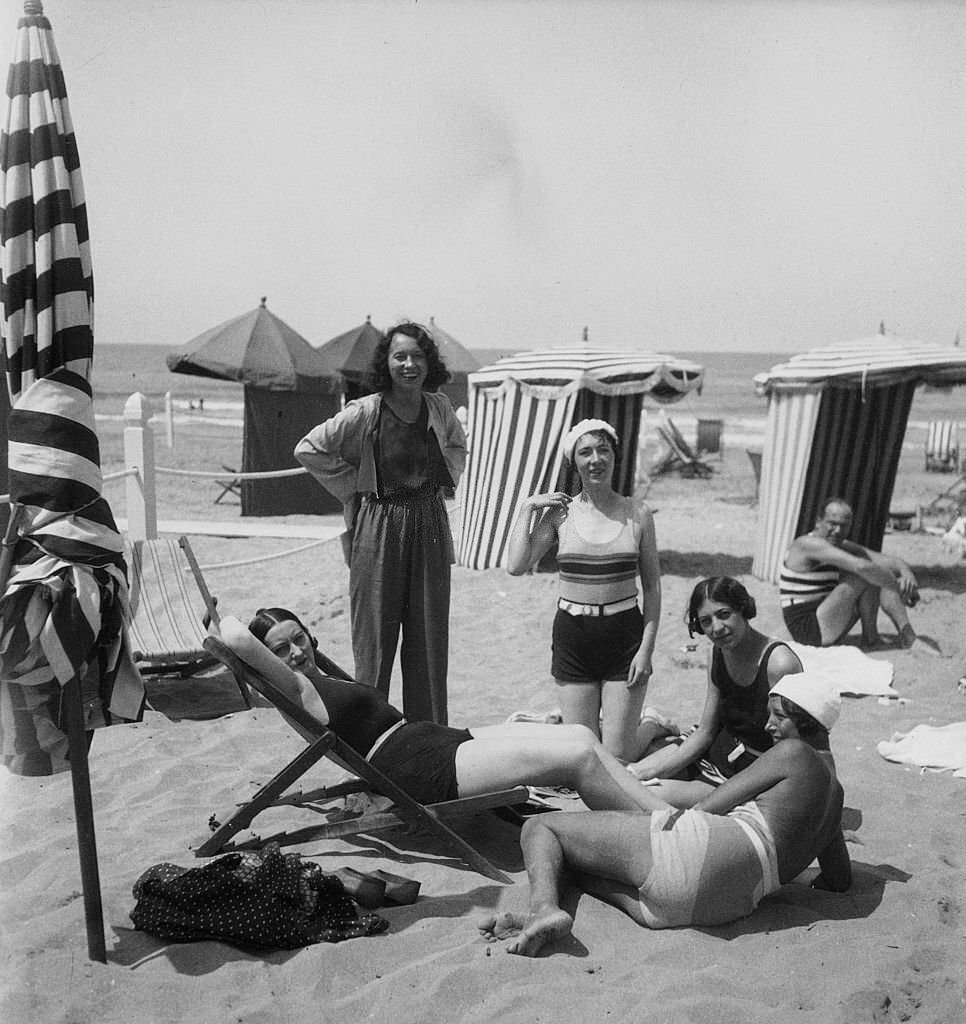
top-left (752, 333), bottom-right (966, 582)
top-left (457, 344), bottom-right (704, 570)
top-left (0, 0), bottom-right (139, 963)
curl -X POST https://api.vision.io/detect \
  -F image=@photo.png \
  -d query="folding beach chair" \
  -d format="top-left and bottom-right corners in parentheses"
top-left (124, 535), bottom-right (251, 706)
top-left (652, 416), bottom-right (713, 479)
top-left (925, 420), bottom-right (959, 472)
top-left (213, 465), bottom-right (242, 504)
top-left (196, 631), bottom-right (530, 883)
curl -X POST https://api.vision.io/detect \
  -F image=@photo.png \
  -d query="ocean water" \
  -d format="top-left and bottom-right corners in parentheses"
top-left (91, 343), bottom-right (963, 445)
top-left (91, 343), bottom-right (779, 411)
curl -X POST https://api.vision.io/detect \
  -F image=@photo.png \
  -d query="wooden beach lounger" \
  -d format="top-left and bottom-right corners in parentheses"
top-left (197, 633), bottom-right (529, 883)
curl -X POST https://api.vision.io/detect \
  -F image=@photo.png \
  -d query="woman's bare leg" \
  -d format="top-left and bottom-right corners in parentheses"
top-left (457, 723), bottom-right (670, 812)
top-left (479, 811), bottom-right (654, 956)
top-left (599, 677), bottom-right (647, 761)
top-left (554, 678), bottom-right (602, 739)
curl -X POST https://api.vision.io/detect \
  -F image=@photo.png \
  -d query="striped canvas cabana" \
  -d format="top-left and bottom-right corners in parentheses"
top-left (752, 333), bottom-right (966, 583)
top-left (457, 345), bottom-right (704, 570)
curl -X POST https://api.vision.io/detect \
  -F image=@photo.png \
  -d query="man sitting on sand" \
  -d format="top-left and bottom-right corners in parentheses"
top-left (479, 673), bottom-right (851, 955)
top-left (780, 497), bottom-right (934, 652)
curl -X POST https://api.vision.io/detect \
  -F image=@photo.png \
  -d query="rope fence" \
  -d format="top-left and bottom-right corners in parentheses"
top-left (193, 537), bottom-right (332, 572)
top-left (154, 466), bottom-right (307, 481)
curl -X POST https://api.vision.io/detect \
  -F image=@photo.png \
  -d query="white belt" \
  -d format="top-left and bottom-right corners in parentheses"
top-left (780, 595), bottom-right (825, 607)
top-left (558, 596), bottom-right (638, 617)
top-left (365, 718), bottom-right (407, 761)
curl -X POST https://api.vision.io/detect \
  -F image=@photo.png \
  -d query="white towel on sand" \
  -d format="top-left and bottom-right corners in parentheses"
top-left (787, 642), bottom-right (897, 698)
top-left (877, 723), bottom-right (966, 779)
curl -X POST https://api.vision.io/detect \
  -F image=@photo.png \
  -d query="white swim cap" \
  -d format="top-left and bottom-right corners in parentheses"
top-left (562, 419), bottom-right (619, 462)
top-left (769, 672), bottom-right (842, 732)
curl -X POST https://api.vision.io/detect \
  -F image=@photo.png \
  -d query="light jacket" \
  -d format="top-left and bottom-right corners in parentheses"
top-left (294, 391), bottom-right (467, 532)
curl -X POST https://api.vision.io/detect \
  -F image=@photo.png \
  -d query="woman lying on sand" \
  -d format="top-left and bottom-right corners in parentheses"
top-left (479, 672), bottom-right (851, 954)
top-left (225, 607), bottom-right (670, 813)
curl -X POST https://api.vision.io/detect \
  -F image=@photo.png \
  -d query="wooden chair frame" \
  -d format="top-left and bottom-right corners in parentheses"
top-left (214, 465), bottom-right (242, 504)
top-left (196, 636), bottom-right (528, 883)
top-left (125, 536), bottom-right (251, 706)
top-left (653, 424), bottom-right (713, 479)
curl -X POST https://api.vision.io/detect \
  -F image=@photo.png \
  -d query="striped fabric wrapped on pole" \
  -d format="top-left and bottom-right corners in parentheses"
top-left (0, 367), bottom-right (142, 779)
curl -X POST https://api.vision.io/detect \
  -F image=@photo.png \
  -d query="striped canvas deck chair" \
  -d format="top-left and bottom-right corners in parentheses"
top-left (652, 418), bottom-right (713, 479)
top-left (925, 420), bottom-right (959, 472)
top-left (196, 631), bottom-right (529, 883)
top-left (124, 536), bottom-right (251, 706)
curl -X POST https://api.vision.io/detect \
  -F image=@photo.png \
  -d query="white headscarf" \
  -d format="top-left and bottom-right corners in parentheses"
top-left (561, 419), bottom-right (619, 462)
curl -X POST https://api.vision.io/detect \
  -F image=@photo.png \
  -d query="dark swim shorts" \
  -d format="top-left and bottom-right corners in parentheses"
top-left (368, 722), bottom-right (472, 804)
top-left (551, 606), bottom-right (644, 682)
top-left (782, 602), bottom-right (823, 646)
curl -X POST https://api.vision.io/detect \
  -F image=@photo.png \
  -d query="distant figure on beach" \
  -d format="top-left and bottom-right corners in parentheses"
top-left (294, 321), bottom-right (466, 724)
top-left (242, 607), bottom-right (672, 813)
top-left (626, 577), bottom-right (803, 806)
top-left (506, 419), bottom-right (662, 761)
top-left (780, 497), bottom-right (936, 653)
top-left (478, 672), bottom-right (851, 954)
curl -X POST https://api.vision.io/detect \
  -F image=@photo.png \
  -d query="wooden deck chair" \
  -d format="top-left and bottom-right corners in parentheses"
top-left (925, 420), bottom-right (959, 472)
top-left (653, 419), bottom-right (713, 479)
top-left (196, 631), bottom-right (529, 883)
top-left (214, 465), bottom-right (242, 504)
top-left (124, 535), bottom-right (251, 706)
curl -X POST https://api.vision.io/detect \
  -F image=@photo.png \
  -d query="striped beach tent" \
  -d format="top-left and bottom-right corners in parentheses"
top-left (752, 332), bottom-right (966, 582)
top-left (457, 344), bottom-right (704, 569)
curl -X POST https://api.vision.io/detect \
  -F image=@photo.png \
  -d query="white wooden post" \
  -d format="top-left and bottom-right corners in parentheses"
top-left (164, 391), bottom-right (174, 448)
top-left (123, 392), bottom-right (157, 541)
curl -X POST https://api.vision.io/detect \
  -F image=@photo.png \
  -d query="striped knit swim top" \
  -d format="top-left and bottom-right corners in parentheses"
top-left (557, 503), bottom-right (642, 607)
top-left (779, 559), bottom-right (839, 607)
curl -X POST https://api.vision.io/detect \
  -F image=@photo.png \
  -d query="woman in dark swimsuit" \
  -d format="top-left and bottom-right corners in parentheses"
top-left (626, 577), bottom-right (803, 807)
top-left (238, 607), bottom-right (663, 812)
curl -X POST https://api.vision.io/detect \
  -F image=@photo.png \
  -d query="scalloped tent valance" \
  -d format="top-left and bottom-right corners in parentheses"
top-left (470, 345), bottom-right (705, 401)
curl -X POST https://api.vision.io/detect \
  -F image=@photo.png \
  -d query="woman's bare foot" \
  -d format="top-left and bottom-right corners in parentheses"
top-left (478, 911), bottom-right (524, 942)
top-left (507, 905), bottom-right (573, 956)
top-left (479, 905), bottom-right (573, 957)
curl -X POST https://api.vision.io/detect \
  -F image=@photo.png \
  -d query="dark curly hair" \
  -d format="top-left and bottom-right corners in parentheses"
top-left (686, 576), bottom-right (757, 637)
top-left (367, 321), bottom-right (451, 393)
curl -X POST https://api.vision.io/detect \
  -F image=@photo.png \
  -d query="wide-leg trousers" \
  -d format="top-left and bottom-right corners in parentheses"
top-left (349, 489), bottom-right (452, 725)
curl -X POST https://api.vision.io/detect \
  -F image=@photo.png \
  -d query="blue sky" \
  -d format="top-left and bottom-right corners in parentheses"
top-left (2, 0), bottom-right (965, 352)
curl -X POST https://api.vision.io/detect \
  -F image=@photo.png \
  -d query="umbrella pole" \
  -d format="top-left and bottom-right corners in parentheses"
top-left (61, 675), bottom-right (107, 963)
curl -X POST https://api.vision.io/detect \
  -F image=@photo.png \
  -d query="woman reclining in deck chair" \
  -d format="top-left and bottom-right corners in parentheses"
top-left (239, 607), bottom-right (674, 813)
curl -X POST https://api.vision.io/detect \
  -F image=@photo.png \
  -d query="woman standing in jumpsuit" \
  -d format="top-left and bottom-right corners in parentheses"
top-left (294, 322), bottom-right (466, 724)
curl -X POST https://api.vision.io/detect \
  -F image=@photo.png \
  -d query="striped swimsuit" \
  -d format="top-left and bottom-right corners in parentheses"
top-left (779, 558), bottom-right (839, 645)
top-left (551, 503), bottom-right (644, 682)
